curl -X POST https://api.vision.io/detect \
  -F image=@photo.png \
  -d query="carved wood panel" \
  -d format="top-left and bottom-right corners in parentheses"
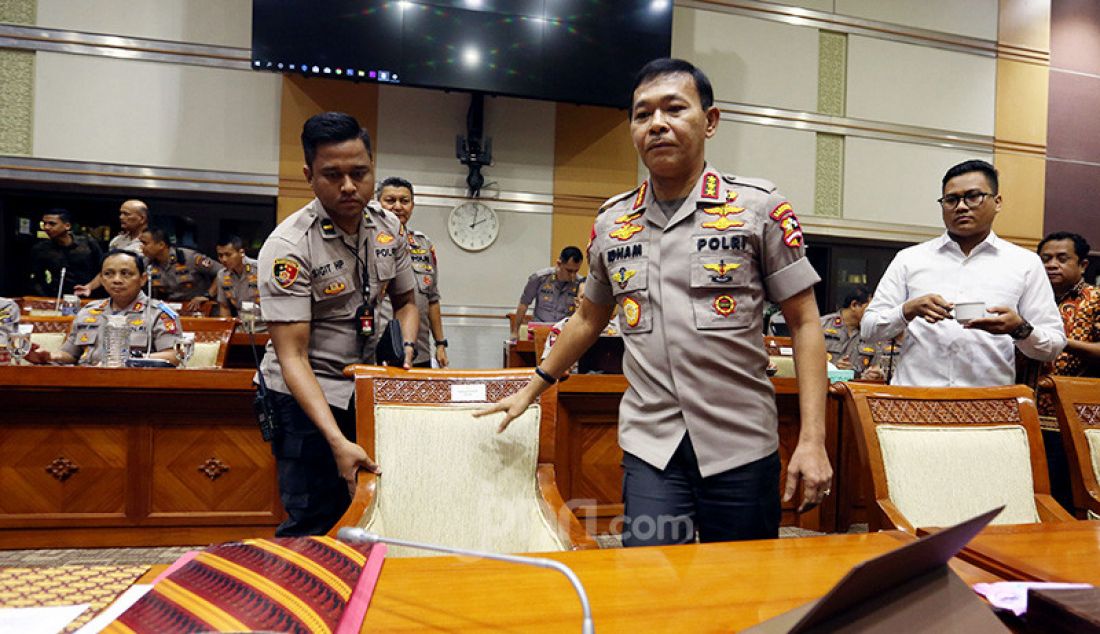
top-left (1077, 404), bottom-right (1100, 426)
top-left (0, 425), bottom-right (128, 516)
top-left (867, 398), bottom-right (1021, 424)
top-left (373, 378), bottom-right (530, 404)
top-left (150, 426), bottom-right (276, 515)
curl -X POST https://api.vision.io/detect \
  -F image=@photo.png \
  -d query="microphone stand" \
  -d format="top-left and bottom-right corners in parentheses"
top-left (54, 267), bottom-right (67, 311)
top-left (338, 527), bottom-right (595, 634)
top-left (145, 273), bottom-right (155, 358)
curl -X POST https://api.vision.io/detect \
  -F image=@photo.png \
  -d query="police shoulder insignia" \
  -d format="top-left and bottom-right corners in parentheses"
top-left (83, 316), bottom-right (98, 324)
top-left (712, 294), bottom-right (737, 317)
top-left (272, 258), bottom-right (301, 288)
top-left (701, 172), bottom-right (720, 199)
top-left (622, 296), bottom-right (642, 327)
top-left (769, 202), bottom-right (804, 248)
top-left (423, 274), bottom-right (433, 287)
top-left (376, 232), bottom-right (395, 244)
top-left (632, 181), bottom-right (649, 210)
top-left (159, 313), bottom-right (178, 334)
top-left (609, 223), bottom-right (644, 241)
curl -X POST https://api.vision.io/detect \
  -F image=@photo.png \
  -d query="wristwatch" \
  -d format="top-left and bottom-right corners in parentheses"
top-left (435, 339), bottom-right (448, 348)
top-left (1009, 320), bottom-right (1034, 341)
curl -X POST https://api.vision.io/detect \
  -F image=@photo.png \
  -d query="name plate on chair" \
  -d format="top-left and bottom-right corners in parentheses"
top-left (451, 383), bottom-right (487, 402)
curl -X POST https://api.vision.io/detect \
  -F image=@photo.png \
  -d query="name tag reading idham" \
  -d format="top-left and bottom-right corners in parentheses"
top-left (451, 383), bottom-right (487, 402)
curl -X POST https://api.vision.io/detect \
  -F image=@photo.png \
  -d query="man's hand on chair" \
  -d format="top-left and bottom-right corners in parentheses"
top-left (474, 382), bottom-right (539, 434)
top-left (332, 438), bottom-right (380, 498)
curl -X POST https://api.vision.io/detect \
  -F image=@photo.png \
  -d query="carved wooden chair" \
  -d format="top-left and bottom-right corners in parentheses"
top-left (21, 315), bottom-right (75, 357)
top-left (1047, 376), bottom-right (1100, 519)
top-left (833, 382), bottom-right (1073, 533)
top-left (16, 296), bottom-right (90, 316)
top-left (179, 317), bottom-right (235, 368)
top-left (329, 366), bottom-right (597, 556)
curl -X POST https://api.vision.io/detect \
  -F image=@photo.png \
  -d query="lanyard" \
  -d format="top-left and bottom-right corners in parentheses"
top-left (341, 235), bottom-right (371, 305)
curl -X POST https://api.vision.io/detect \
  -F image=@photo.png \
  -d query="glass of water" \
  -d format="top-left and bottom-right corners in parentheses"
top-left (174, 333), bottom-right (196, 368)
top-left (9, 324), bottom-right (33, 365)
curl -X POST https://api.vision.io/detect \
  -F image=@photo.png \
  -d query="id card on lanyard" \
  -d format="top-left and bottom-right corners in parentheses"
top-left (344, 236), bottom-right (373, 337)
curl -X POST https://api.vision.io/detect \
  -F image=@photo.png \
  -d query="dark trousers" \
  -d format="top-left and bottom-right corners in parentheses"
top-left (269, 390), bottom-right (356, 536)
top-left (621, 434), bottom-right (780, 547)
top-left (1042, 429), bottom-right (1075, 514)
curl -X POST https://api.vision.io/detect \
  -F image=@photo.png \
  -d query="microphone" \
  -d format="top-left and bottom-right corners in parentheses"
top-left (145, 272), bottom-right (154, 357)
top-left (337, 528), bottom-right (595, 633)
top-left (54, 267), bottom-right (67, 311)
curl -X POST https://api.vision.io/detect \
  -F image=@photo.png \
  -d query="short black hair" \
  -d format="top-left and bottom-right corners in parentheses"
top-left (301, 112), bottom-right (373, 168)
top-left (43, 208), bottom-right (72, 224)
top-left (560, 246), bottom-right (583, 263)
top-left (217, 234), bottom-right (244, 250)
top-left (841, 285), bottom-right (872, 310)
top-left (1038, 231), bottom-right (1091, 261)
top-left (141, 227), bottom-right (170, 245)
top-left (943, 159), bottom-right (999, 195)
top-left (631, 58), bottom-right (714, 110)
top-left (377, 176), bottom-right (414, 198)
top-left (102, 248), bottom-right (145, 275)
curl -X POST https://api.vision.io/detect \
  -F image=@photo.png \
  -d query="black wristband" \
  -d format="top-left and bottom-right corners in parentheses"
top-left (533, 366), bottom-right (557, 385)
top-left (403, 341), bottom-right (417, 348)
top-left (1009, 320), bottom-right (1034, 341)
top-left (435, 339), bottom-right (448, 347)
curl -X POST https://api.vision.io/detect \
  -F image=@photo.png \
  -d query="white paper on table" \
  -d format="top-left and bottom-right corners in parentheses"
top-left (0, 604), bottom-right (89, 634)
top-left (973, 581), bottom-right (1092, 616)
top-left (73, 585), bottom-right (153, 634)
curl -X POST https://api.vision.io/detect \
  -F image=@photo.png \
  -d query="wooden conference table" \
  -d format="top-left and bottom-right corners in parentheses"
top-left (952, 520), bottom-right (1100, 585)
top-left (358, 531), bottom-right (1000, 632)
top-left (0, 365), bottom-right (280, 548)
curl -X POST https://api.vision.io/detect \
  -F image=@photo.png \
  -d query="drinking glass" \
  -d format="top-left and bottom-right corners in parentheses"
top-left (9, 325), bottom-right (33, 365)
top-left (175, 333), bottom-right (196, 368)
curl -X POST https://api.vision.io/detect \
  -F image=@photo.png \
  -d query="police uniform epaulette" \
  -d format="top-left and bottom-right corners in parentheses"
top-left (411, 229), bottom-right (428, 237)
top-left (155, 300), bottom-right (178, 319)
top-left (722, 174), bottom-right (777, 194)
top-left (90, 299), bottom-right (110, 310)
top-left (598, 187), bottom-right (641, 214)
top-left (274, 207), bottom-right (314, 243)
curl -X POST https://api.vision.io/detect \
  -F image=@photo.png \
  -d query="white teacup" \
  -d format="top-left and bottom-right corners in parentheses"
top-left (954, 301), bottom-right (987, 324)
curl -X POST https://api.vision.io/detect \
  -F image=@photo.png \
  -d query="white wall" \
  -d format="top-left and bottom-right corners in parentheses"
top-left (835, 0), bottom-right (998, 41)
top-left (33, 52), bottom-right (280, 173)
top-left (37, 0), bottom-right (252, 47)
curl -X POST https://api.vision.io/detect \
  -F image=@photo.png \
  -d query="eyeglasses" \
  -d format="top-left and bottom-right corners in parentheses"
top-left (938, 191), bottom-right (992, 210)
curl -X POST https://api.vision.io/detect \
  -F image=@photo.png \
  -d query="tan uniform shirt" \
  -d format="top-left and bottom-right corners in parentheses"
top-left (820, 312), bottom-right (862, 368)
top-left (108, 233), bottom-right (144, 255)
top-left (586, 166), bottom-right (820, 477)
top-left (258, 199), bottom-right (415, 409)
top-left (376, 230), bottom-right (441, 365)
top-left (60, 291), bottom-right (182, 366)
top-left (147, 247), bottom-right (221, 302)
top-left (862, 338), bottom-right (903, 376)
top-left (0, 297), bottom-right (20, 335)
top-left (520, 267), bottom-right (581, 323)
top-left (216, 257), bottom-right (261, 314)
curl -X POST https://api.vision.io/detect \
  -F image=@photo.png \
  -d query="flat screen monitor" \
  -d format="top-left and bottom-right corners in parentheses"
top-left (252, 0), bottom-right (674, 108)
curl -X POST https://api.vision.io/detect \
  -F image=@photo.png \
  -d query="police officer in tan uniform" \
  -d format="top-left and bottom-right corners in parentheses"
top-left (26, 250), bottom-right (182, 366)
top-left (820, 285), bottom-right (871, 372)
top-left (510, 247), bottom-right (583, 340)
top-left (73, 199), bottom-right (148, 297)
top-left (481, 59), bottom-right (832, 546)
top-left (374, 176), bottom-right (449, 368)
top-left (214, 234), bottom-right (261, 322)
top-left (258, 112), bottom-right (419, 536)
top-left (139, 228), bottom-right (221, 311)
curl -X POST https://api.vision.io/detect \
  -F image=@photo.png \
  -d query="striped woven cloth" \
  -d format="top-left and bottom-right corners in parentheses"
top-left (104, 536), bottom-right (379, 634)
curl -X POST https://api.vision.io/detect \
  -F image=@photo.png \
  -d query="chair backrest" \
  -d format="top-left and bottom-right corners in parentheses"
top-left (764, 336), bottom-right (794, 356)
top-left (1048, 376), bottom-right (1100, 519)
top-left (179, 317), bottom-right (235, 368)
top-left (532, 324), bottom-right (555, 361)
top-left (339, 366), bottom-right (584, 556)
top-left (22, 315), bottom-right (75, 356)
top-left (833, 382), bottom-right (1071, 532)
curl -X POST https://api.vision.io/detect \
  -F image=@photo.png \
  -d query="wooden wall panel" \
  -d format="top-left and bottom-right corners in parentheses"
top-left (278, 75), bottom-right (380, 222)
top-left (552, 104), bottom-right (636, 276)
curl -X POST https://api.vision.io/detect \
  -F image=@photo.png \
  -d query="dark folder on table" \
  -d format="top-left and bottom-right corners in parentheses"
top-left (745, 507), bottom-right (1009, 633)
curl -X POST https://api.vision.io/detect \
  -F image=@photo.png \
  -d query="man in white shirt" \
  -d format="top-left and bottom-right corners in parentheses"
top-left (861, 159), bottom-right (1065, 386)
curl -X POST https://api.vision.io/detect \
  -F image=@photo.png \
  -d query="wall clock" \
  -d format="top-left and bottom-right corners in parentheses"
top-left (448, 201), bottom-right (499, 251)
